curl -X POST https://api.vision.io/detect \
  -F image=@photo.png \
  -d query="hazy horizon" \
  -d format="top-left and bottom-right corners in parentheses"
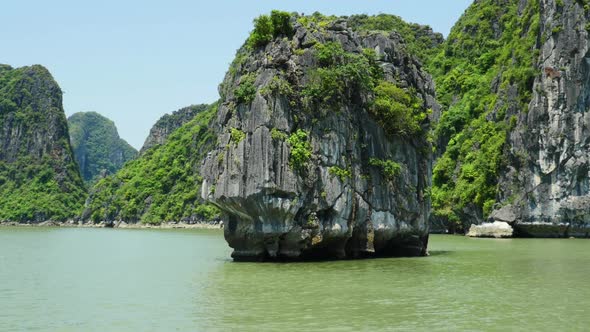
top-left (1, 0), bottom-right (472, 149)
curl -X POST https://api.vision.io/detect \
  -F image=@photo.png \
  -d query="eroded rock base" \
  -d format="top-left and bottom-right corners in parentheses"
top-left (226, 226), bottom-right (428, 262)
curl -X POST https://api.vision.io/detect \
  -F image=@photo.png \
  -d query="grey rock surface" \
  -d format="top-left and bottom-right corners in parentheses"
top-left (493, 0), bottom-right (590, 238)
top-left (201, 16), bottom-right (438, 261)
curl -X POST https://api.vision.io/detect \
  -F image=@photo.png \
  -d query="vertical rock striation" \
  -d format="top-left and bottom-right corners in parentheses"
top-left (494, 0), bottom-right (590, 237)
top-left (201, 14), bottom-right (439, 261)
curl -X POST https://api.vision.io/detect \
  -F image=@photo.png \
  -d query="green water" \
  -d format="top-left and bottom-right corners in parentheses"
top-left (1, 228), bottom-right (589, 331)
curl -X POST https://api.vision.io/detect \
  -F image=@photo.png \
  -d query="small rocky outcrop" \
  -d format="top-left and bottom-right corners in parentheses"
top-left (68, 112), bottom-right (138, 183)
top-left (201, 13), bottom-right (438, 261)
top-left (493, 0), bottom-right (590, 237)
top-left (466, 222), bottom-right (513, 238)
top-left (140, 104), bottom-right (209, 154)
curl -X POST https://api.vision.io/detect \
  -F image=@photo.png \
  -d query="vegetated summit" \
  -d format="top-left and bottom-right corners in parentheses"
top-left (68, 111), bottom-right (137, 184)
top-left (0, 64), bottom-right (86, 222)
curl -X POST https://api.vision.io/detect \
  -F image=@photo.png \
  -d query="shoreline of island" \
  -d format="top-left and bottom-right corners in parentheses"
top-left (0, 220), bottom-right (223, 230)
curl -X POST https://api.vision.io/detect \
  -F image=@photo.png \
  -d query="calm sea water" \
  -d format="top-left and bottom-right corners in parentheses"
top-left (1, 227), bottom-right (589, 331)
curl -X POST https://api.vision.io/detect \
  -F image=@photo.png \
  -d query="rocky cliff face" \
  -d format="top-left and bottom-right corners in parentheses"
top-left (0, 64), bottom-right (86, 221)
top-left (492, 0), bottom-right (590, 237)
top-left (428, 0), bottom-right (541, 233)
top-left (68, 112), bottom-right (137, 183)
top-left (201, 13), bottom-right (439, 261)
top-left (140, 104), bottom-right (208, 154)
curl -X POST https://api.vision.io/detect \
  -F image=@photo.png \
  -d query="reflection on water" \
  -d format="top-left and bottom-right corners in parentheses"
top-left (1, 228), bottom-right (590, 331)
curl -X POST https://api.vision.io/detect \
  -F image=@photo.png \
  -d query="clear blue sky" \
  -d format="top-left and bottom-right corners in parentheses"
top-left (1, 0), bottom-right (472, 149)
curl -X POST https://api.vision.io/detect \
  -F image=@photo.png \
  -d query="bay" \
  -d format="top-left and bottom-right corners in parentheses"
top-left (1, 228), bottom-right (588, 331)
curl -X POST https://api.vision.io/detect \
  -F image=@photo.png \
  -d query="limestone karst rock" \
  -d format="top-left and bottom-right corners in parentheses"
top-left (0, 64), bottom-right (86, 222)
top-left (201, 13), bottom-right (440, 260)
top-left (140, 104), bottom-right (209, 154)
top-left (493, 0), bottom-right (590, 237)
top-left (68, 112), bottom-right (137, 184)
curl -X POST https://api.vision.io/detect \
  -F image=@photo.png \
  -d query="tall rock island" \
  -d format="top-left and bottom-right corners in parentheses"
top-left (201, 12), bottom-right (440, 261)
top-left (0, 64), bottom-right (86, 222)
top-left (68, 112), bottom-right (137, 184)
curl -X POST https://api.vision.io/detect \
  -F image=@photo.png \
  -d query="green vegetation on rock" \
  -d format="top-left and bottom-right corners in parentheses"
top-left (68, 112), bottom-right (137, 184)
top-left (348, 14), bottom-right (444, 63)
top-left (302, 42), bottom-right (379, 110)
top-left (230, 128), bottom-right (246, 144)
top-left (301, 39), bottom-right (430, 138)
top-left (287, 129), bottom-right (312, 171)
top-left (294, 12), bottom-right (443, 63)
top-left (83, 104), bottom-right (220, 224)
top-left (329, 166), bottom-right (352, 182)
top-left (428, 0), bottom-right (541, 228)
top-left (369, 158), bottom-right (402, 180)
top-left (270, 128), bottom-right (287, 141)
top-left (141, 104), bottom-right (209, 153)
top-left (371, 81), bottom-right (429, 138)
top-left (248, 10), bottom-right (294, 48)
top-left (0, 65), bottom-right (86, 222)
top-left (234, 73), bottom-right (257, 104)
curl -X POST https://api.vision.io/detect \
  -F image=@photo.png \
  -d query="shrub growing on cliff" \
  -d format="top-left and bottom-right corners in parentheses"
top-left (329, 166), bottom-right (352, 182)
top-left (261, 76), bottom-right (294, 99)
top-left (230, 128), bottom-right (246, 144)
top-left (248, 15), bottom-right (273, 48)
top-left (270, 10), bottom-right (294, 37)
top-left (369, 158), bottom-right (402, 180)
top-left (235, 74), bottom-right (257, 104)
top-left (348, 14), bottom-right (443, 63)
top-left (370, 81), bottom-right (428, 137)
top-left (247, 10), bottom-right (293, 49)
top-left (287, 130), bottom-right (312, 171)
top-left (270, 128), bottom-right (288, 141)
top-left (302, 42), bottom-right (379, 109)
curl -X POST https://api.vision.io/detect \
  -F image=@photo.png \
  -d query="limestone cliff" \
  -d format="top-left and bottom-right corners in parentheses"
top-left (201, 12), bottom-right (439, 261)
top-left (429, 0), bottom-right (542, 232)
top-left (492, 0), bottom-right (590, 237)
top-left (0, 64), bottom-right (86, 221)
top-left (68, 112), bottom-right (137, 184)
top-left (140, 104), bottom-right (208, 154)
